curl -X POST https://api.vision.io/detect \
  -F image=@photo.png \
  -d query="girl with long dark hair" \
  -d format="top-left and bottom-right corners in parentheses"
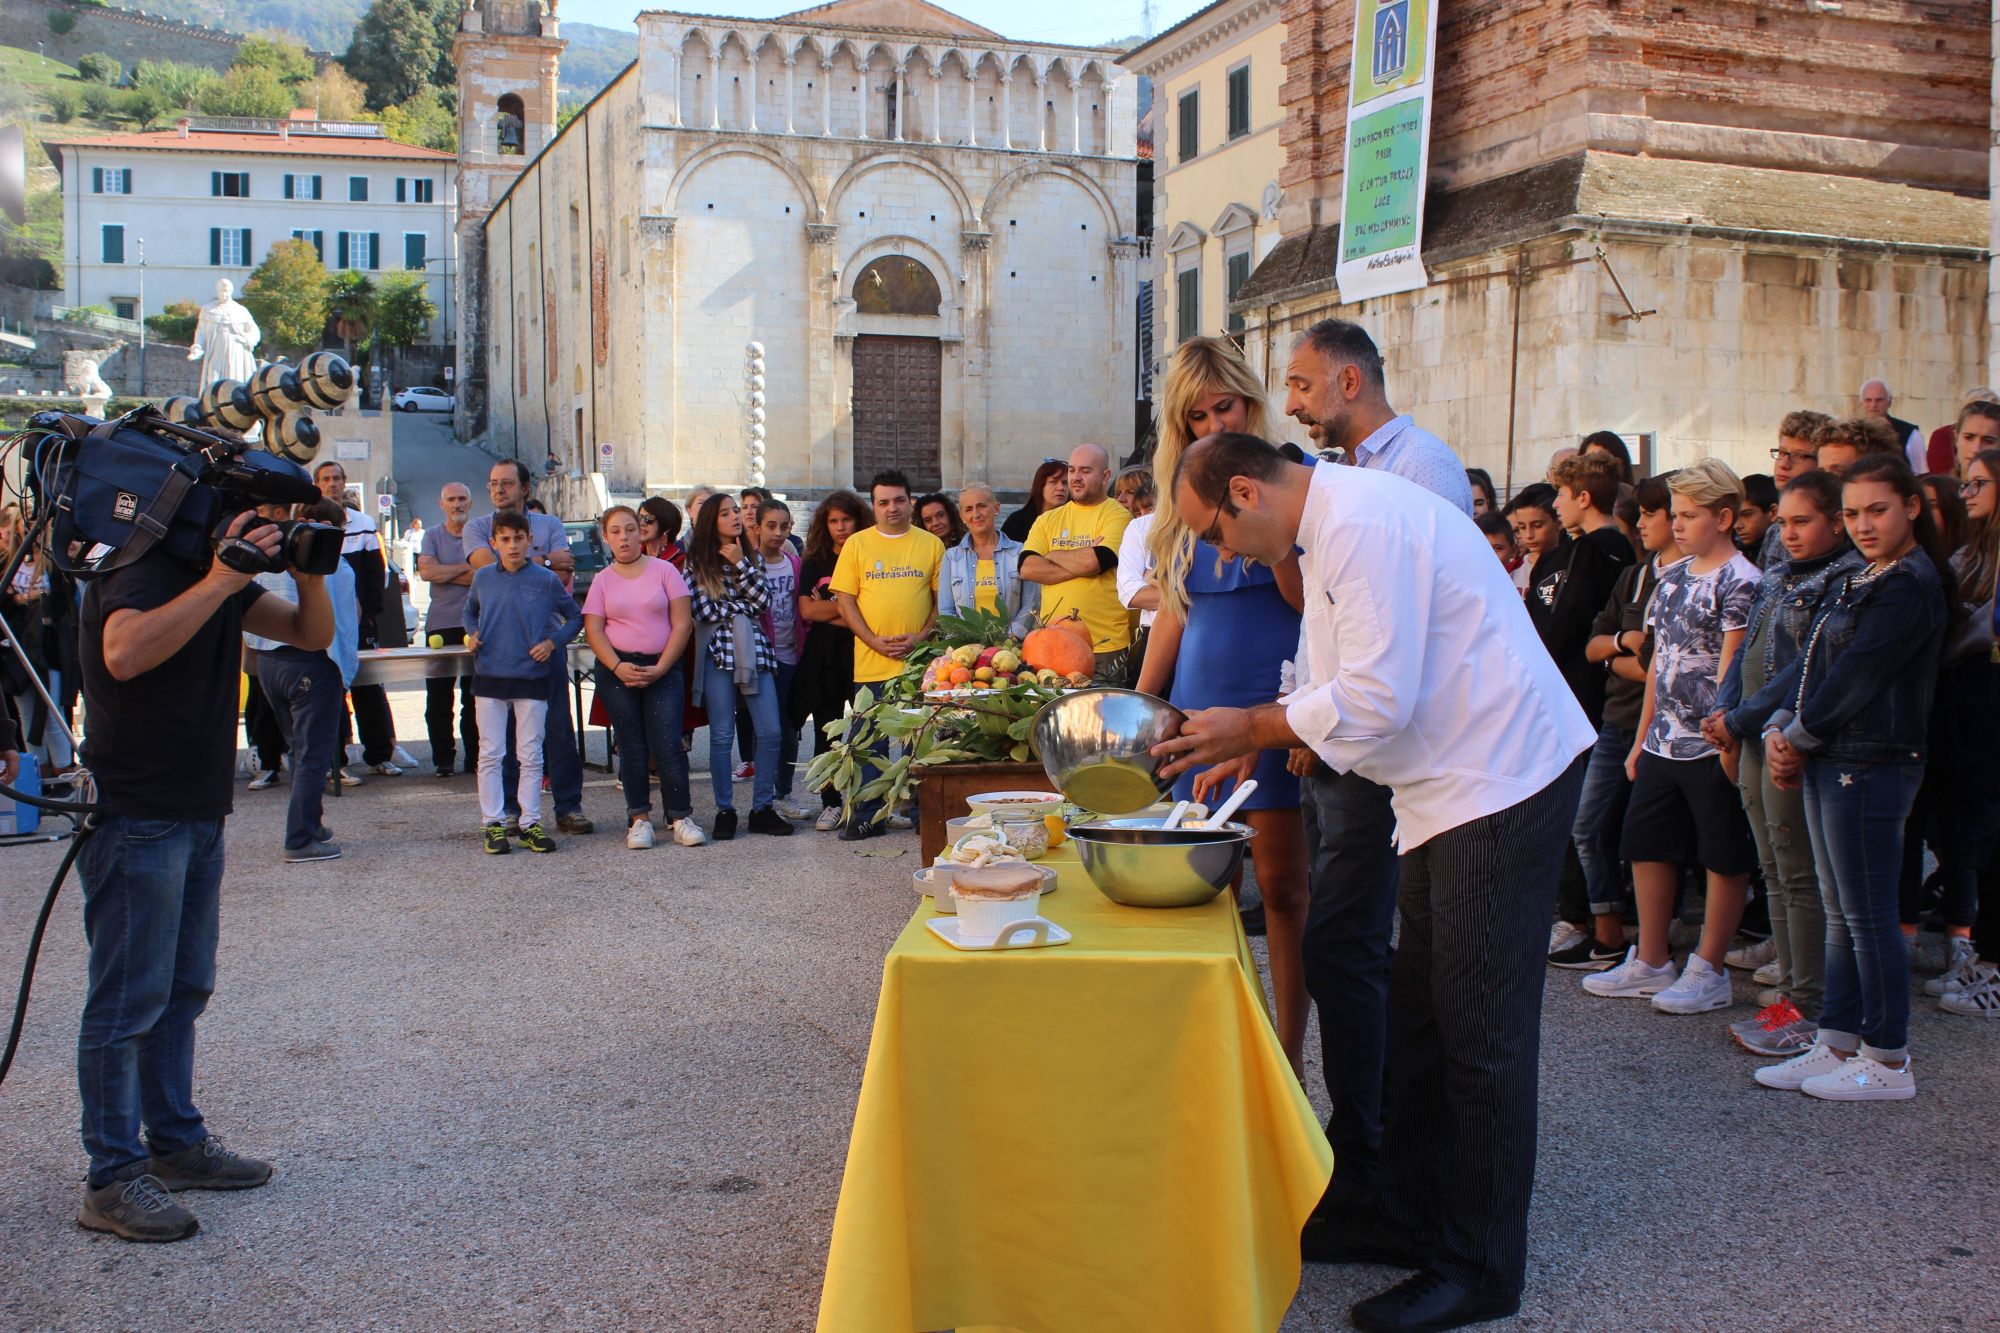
top-left (1001, 459), bottom-right (1069, 543)
top-left (1751, 455), bottom-right (1949, 1100)
top-left (685, 494), bottom-right (793, 840)
top-left (794, 490), bottom-right (871, 831)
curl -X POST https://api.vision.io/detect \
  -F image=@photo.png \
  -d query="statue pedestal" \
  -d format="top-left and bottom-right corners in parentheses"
top-left (81, 391), bottom-right (111, 419)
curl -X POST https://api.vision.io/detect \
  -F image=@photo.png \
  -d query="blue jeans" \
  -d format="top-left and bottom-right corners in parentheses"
top-left (1573, 722), bottom-right (1636, 916)
top-left (595, 659), bottom-right (691, 821)
top-left (501, 652), bottom-right (582, 819)
top-left (76, 815), bottom-right (225, 1187)
top-left (772, 659), bottom-right (799, 798)
top-left (1804, 760), bottom-right (1922, 1060)
top-left (699, 653), bottom-right (779, 811)
top-left (257, 647), bottom-right (343, 851)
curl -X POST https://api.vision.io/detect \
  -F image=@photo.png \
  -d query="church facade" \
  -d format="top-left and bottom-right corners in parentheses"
top-left (453, 0), bottom-right (1141, 503)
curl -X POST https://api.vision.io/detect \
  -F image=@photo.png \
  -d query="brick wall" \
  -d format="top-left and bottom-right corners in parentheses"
top-left (1277, 0), bottom-right (1991, 236)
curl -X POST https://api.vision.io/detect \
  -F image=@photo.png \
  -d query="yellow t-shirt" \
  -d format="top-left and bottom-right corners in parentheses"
top-left (974, 557), bottom-right (998, 614)
top-left (1024, 498), bottom-right (1133, 652)
top-left (830, 524), bottom-right (945, 682)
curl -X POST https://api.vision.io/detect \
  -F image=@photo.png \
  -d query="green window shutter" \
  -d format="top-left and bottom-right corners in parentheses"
top-left (1226, 252), bottom-right (1250, 334)
top-left (1176, 267), bottom-right (1199, 342)
top-left (241, 228), bottom-right (252, 263)
top-left (404, 233), bottom-right (425, 269)
top-left (121, 169), bottom-right (130, 192)
top-left (395, 177), bottom-right (406, 203)
top-left (91, 167), bottom-right (103, 193)
top-left (211, 171), bottom-right (221, 196)
top-left (1228, 67), bottom-right (1250, 139)
top-left (1178, 91), bottom-right (1199, 163)
top-left (368, 233), bottom-right (380, 270)
top-left (337, 232), bottom-right (349, 269)
top-left (283, 175), bottom-right (294, 199)
top-left (210, 229), bottom-right (221, 265)
top-left (102, 225), bottom-right (123, 264)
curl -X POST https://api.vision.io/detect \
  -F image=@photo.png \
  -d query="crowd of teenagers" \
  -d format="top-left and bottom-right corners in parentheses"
top-left (1480, 399), bottom-right (2000, 1104)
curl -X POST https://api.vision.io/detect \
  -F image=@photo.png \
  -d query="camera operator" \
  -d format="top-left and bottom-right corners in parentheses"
top-left (74, 511), bottom-right (331, 1243)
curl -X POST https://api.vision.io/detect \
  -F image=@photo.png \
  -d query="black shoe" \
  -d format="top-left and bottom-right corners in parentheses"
top-left (435, 767), bottom-right (455, 779)
top-left (1302, 1206), bottom-right (1422, 1268)
top-left (712, 809), bottom-right (737, 841)
top-left (144, 1136), bottom-right (273, 1191)
top-left (556, 811), bottom-right (594, 835)
top-left (747, 806), bottom-right (796, 836)
top-left (1350, 1272), bottom-right (1519, 1333)
top-left (1239, 901), bottom-right (1267, 937)
top-left (1548, 936), bottom-right (1626, 971)
top-left (837, 819), bottom-right (882, 842)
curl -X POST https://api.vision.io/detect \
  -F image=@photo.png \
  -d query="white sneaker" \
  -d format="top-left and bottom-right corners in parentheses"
top-left (1652, 954), bottom-right (1734, 1014)
top-left (777, 798), bottom-right (816, 821)
top-left (888, 812), bottom-right (914, 831)
top-left (1940, 976), bottom-right (2000, 1017)
top-left (1753, 1038), bottom-right (1853, 1090)
top-left (1922, 939), bottom-right (1981, 995)
top-left (1725, 937), bottom-right (1777, 971)
top-left (1751, 960), bottom-right (1782, 987)
top-left (371, 761), bottom-right (404, 777)
top-left (814, 806), bottom-right (843, 832)
top-left (337, 766), bottom-right (367, 786)
top-left (391, 746), bottom-right (420, 769)
top-left (1549, 921), bottom-right (1588, 955)
top-left (626, 818), bottom-right (655, 850)
top-left (671, 817), bottom-right (709, 847)
top-left (247, 769), bottom-right (280, 791)
top-left (1581, 948), bottom-right (1678, 998)
top-left (1801, 1054), bottom-right (1916, 1102)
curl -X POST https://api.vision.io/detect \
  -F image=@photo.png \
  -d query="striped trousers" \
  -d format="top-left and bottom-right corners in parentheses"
top-left (1379, 754), bottom-right (1587, 1301)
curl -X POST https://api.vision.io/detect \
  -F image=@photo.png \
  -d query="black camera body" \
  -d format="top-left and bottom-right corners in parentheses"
top-left (23, 407), bottom-right (335, 578)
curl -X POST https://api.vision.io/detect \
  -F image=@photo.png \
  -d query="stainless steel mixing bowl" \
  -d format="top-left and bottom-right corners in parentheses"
top-left (1030, 688), bottom-right (1188, 816)
top-left (1066, 818), bottom-right (1257, 908)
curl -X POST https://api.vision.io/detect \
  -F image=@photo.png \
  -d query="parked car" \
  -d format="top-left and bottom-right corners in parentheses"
top-left (393, 386), bottom-right (455, 413)
top-left (562, 520), bottom-right (608, 604)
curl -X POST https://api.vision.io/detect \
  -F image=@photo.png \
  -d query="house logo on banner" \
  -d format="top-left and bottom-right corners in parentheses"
top-left (1337, 0), bottom-right (1438, 303)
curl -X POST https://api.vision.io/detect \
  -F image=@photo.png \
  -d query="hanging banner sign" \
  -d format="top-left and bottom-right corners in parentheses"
top-left (1335, 0), bottom-right (1438, 302)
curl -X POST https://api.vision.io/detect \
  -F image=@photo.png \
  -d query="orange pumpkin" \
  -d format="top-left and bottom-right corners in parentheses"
top-left (1047, 613), bottom-right (1094, 652)
top-left (1022, 625), bottom-right (1095, 679)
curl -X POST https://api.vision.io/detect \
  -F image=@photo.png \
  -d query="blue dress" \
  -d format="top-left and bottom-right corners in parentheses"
top-left (1167, 540), bottom-right (1303, 810)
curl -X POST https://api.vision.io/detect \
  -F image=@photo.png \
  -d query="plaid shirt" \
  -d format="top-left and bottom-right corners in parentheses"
top-left (690, 555), bottom-right (778, 673)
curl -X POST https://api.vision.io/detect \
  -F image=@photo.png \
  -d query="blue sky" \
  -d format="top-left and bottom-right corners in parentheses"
top-left (559, 0), bottom-right (1218, 46)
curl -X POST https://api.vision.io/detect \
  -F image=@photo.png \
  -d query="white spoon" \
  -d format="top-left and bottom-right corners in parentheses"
top-left (1204, 779), bottom-right (1259, 829)
top-left (1161, 799), bottom-right (1193, 831)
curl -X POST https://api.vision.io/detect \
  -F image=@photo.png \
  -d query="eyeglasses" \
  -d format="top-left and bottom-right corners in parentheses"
top-left (1962, 477), bottom-right (1994, 498)
top-left (1770, 447), bottom-right (1817, 463)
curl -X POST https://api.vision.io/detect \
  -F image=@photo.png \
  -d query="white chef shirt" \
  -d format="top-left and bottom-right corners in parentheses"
top-left (1116, 512), bottom-right (1157, 629)
top-left (1281, 463), bottom-right (1594, 850)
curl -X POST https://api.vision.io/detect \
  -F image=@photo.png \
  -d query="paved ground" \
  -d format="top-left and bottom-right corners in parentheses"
top-left (3, 690), bottom-right (1997, 1331)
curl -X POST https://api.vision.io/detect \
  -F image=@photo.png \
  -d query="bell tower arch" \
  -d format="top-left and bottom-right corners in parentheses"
top-left (453, 0), bottom-right (564, 438)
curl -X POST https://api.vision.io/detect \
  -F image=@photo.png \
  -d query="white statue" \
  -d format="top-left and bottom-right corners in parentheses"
top-left (187, 278), bottom-right (261, 390)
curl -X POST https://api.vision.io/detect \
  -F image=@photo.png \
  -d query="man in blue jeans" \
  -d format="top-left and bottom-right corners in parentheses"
top-left (463, 459), bottom-right (593, 835)
top-left (74, 513), bottom-right (332, 1242)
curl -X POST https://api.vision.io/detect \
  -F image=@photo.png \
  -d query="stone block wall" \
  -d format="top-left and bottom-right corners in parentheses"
top-left (0, 0), bottom-right (246, 77)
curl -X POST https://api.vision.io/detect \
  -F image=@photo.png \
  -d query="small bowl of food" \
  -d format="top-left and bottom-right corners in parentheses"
top-left (949, 864), bottom-right (1046, 943)
top-left (964, 790), bottom-right (1063, 821)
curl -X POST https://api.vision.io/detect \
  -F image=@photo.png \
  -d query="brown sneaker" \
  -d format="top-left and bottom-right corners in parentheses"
top-left (78, 1174), bottom-right (199, 1242)
top-left (145, 1136), bottom-right (274, 1191)
top-left (555, 811), bottom-right (594, 835)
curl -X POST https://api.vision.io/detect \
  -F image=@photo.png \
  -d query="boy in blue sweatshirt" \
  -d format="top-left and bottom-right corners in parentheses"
top-left (464, 510), bottom-right (582, 853)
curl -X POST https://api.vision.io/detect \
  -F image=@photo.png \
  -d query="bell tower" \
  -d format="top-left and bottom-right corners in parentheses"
top-left (452, 0), bottom-right (563, 439)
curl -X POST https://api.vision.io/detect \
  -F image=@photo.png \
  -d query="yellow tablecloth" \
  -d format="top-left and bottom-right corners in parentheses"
top-left (816, 855), bottom-right (1331, 1333)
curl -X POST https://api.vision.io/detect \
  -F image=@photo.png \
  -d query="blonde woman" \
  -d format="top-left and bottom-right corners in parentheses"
top-left (1136, 337), bottom-right (1310, 1075)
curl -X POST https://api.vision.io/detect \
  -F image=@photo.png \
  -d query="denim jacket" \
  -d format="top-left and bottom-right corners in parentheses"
top-left (1760, 548), bottom-right (1945, 766)
top-left (937, 532), bottom-right (1040, 636)
top-left (1718, 544), bottom-right (1863, 733)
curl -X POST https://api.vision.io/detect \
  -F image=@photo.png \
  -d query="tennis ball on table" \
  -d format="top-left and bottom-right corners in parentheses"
top-left (427, 634), bottom-right (444, 648)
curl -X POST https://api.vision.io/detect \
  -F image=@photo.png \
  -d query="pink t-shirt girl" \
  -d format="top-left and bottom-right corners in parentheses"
top-left (581, 555), bottom-right (690, 655)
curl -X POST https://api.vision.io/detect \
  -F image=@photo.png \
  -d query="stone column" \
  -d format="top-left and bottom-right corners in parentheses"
top-left (1070, 78), bottom-right (1081, 154)
top-left (806, 223), bottom-right (842, 486)
top-left (1001, 69), bottom-right (1014, 150)
top-left (708, 50), bottom-right (722, 129)
top-left (965, 69), bottom-right (978, 147)
top-left (665, 48), bottom-right (682, 127)
top-left (895, 65), bottom-right (908, 142)
top-left (1035, 71), bottom-right (1048, 151)
top-left (749, 53), bottom-right (763, 133)
top-left (822, 62), bottom-right (834, 136)
top-left (785, 55), bottom-right (796, 134)
top-left (638, 214), bottom-right (680, 487)
top-left (929, 65), bottom-right (943, 142)
top-left (960, 228), bottom-right (994, 479)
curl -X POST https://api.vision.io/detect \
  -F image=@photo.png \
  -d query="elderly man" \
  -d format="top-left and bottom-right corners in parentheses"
top-left (1280, 318), bottom-right (1473, 1234)
top-left (1859, 379), bottom-right (1926, 472)
top-left (1155, 433), bottom-right (1592, 1333)
top-left (418, 482), bottom-right (479, 777)
top-left (1020, 443), bottom-right (1134, 682)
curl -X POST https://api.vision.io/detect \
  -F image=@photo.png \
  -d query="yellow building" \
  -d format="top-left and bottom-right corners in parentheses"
top-left (1125, 0), bottom-right (1286, 379)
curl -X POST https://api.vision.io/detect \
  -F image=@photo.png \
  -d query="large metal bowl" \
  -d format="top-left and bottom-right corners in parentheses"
top-left (1030, 688), bottom-right (1187, 816)
top-left (1066, 818), bottom-right (1257, 908)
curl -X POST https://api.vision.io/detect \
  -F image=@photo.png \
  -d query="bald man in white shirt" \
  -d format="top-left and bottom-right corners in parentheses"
top-left (1155, 433), bottom-right (1592, 1333)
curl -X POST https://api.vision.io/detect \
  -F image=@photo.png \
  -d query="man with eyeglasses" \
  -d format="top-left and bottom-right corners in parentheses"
top-left (1760, 410), bottom-right (1831, 569)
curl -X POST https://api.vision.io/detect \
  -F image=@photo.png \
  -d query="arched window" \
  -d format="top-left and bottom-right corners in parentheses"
top-left (852, 255), bottom-right (941, 316)
top-left (497, 93), bottom-right (526, 156)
